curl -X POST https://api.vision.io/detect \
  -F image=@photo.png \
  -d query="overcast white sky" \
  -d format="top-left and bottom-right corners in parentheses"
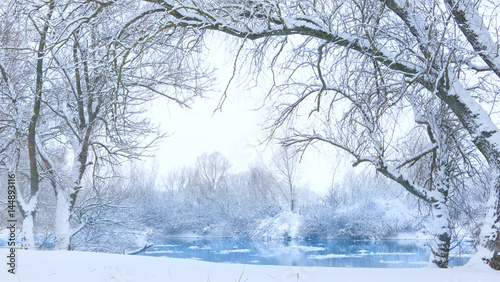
top-left (149, 95), bottom-right (340, 192)
top-left (146, 39), bottom-right (344, 193)
top-left (150, 92), bottom-right (265, 172)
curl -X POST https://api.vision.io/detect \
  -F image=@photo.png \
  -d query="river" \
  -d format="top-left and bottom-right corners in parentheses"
top-left (143, 237), bottom-right (473, 268)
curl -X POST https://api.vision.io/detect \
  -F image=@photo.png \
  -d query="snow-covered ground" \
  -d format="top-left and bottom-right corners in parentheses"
top-left (0, 249), bottom-right (499, 282)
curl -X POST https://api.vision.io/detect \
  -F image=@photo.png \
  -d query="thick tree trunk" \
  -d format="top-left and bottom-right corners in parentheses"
top-left (16, 185), bottom-right (39, 250)
top-left (476, 173), bottom-right (500, 269)
top-left (428, 151), bottom-right (453, 268)
top-left (21, 211), bottom-right (36, 250)
top-left (54, 190), bottom-right (71, 250)
top-left (53, 159), bottom-right (86, 250)
top-left (428, 199), bottom-right (452, 268)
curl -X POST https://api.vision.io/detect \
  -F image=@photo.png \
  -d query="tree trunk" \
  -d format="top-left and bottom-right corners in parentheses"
top-left (476, 173), bottom-right (500, 269)
top-left (16, 185), bottom-right (39, 250)
top-left (21, 211), bottom-right (36, 250)
top-left (428, 199), bottom-right (452, 268)
top-left (54, 190), bottom-right (71, 250)
top-left (24, 0), bottom-right (55, 251)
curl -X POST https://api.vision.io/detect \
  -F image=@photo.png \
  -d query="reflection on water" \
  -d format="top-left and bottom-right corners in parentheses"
top-left (144, 238), bottom-right (473, 268)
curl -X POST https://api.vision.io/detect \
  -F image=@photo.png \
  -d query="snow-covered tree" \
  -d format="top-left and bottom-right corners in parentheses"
top-left (195, 151), bottom-right (232, 192)
top-left (272, 147), bottom-right (302, 213)
top-left (0, 0), bottom-right (56, 249)
top-left (1, 0), bottom-right (208, 250)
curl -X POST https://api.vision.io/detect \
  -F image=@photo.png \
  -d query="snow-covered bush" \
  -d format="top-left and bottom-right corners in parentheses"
top-left (300, 173), bottom-right (422, 239)
top-left (253, 212), bottom-right (303, 239)
top-left (333, 199), bottom-right (417, 239)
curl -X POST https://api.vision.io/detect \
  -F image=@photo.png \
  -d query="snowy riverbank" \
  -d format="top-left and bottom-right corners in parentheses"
top-left (0, 248), bottom-right (498, 282)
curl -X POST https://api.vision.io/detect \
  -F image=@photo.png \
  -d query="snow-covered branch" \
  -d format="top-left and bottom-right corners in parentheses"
top-left (445, 0), bottom-right (500, 79)
top-left (396, 144), bottom-right (439, 169)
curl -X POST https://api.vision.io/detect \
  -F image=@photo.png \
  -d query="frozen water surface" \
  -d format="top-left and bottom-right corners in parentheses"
top-left (143, 238), bottom-right (473, 268)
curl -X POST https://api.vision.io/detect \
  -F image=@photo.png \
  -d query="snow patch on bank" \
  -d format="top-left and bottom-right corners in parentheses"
top-left (288, 245), bottom-right (326, 252)
top-left (253, 212), bottom-right (303, 239)
top-left (308, 253), bottom-right (355, 259)
top-left (218, 249), bottom-right (251, 254)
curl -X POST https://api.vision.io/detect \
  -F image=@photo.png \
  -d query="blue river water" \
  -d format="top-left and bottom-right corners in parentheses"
top-left (143, 238), bottom-right (473, 268)
top-left (0, 235), bottom-right (473, 268)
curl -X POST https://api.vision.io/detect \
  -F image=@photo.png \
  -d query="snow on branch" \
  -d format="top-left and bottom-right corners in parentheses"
top-left (445, 0), bottom-right (500, 79)
top-left (375, 160), bottom-right (434, 204)
top-left (382, 0), bottom-right (432, 59)
top-left (0, 50), bottom-right (16, 100)
top-left (285, 133), bottom-right (376, 166)
top-left (396, 143), bottom-right (438, 169)
top-left (145, 0), bottom-right (419, 76)
top-left (126, 244), bottom-right (154, 255)
top-left (286, 133), bottom-right (435, 204)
